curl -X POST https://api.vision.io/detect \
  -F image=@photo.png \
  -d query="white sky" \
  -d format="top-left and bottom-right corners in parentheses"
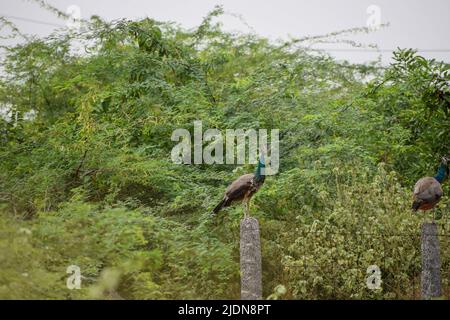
top-left (1, 0), bottom-right (450, 65)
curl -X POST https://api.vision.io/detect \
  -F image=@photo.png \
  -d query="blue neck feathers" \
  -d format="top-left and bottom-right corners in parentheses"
top-left (434, 163), bottom-right (448, 183)
top-left (254, 157), bottom-right (265, 182)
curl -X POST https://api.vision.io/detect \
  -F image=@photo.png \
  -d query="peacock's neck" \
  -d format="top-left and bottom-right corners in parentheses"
top-left (254, 160), bottom-right (265, 183)
top-left (434, 163), bottom-right (448, 183)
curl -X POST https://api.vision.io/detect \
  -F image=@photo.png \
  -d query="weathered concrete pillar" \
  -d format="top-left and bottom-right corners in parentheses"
top-left (421, 222), bottom-right (441, 299)
top-left (240, 217), bottom-right (262, 300)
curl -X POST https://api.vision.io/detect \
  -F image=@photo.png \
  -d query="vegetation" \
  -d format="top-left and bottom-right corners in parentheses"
top-left (0, 6), bottom-right (449, 299)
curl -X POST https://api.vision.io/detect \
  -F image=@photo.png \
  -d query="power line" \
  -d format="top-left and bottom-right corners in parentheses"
top-left (310, 48), bottom-right (450, 53)
top-left (1, 14), bottom-right (450, 53)
top-left (0, 14), bottom-right (64, 28)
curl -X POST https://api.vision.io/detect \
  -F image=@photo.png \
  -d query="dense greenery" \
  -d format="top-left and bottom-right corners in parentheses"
top-left (0, 7), bottom-right (449, 299)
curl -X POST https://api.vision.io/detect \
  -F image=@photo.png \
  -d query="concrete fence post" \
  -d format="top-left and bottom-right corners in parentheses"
top-left (240, 217), bottom-right (262, 300)
top-left (421, 222), bottom-right (441, 299)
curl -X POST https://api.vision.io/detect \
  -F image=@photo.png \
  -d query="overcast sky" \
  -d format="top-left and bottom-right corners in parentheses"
top-left (1, 0), bottom-right (450, 65)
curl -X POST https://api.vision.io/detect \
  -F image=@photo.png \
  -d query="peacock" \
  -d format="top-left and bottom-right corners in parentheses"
top-left (211, 152), bottom-right (266, 218)
top-left (412, 156), bottom-right (449, 222)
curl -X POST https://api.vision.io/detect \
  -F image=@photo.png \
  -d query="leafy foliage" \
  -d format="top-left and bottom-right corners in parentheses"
top-left (0, 8), bottom-right (448, 299)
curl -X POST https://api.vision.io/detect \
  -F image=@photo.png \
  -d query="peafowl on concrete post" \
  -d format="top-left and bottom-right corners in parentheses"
top-left (413, 156), bottom-right (448, 299)
top-left (211, 149), bottom-right (268, 300)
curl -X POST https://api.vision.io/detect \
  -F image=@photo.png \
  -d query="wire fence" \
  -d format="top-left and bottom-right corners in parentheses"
top-left (285, 228), bottom-right (449, 299)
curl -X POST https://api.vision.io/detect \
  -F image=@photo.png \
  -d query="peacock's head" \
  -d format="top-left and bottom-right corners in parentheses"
top-left (443, 156), bottom-right (449, 177)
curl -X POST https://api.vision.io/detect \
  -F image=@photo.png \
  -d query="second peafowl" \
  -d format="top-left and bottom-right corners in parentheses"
top-left (412, 156), bottom-right (449, 222)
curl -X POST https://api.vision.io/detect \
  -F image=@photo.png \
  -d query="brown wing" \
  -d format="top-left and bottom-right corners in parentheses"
top-left (413, 177), bottom-right (443, 203)
top-left (224, 173), bottom-right (254, 202)
top-left (211, 173), bottom-right (255, 214)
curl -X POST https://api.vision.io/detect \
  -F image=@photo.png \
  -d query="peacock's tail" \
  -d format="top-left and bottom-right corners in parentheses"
top-left (211, 198), bottom-right (226, 215)
top-left (412, 200), bottom-right (421, 211)
top-left (211, 197), bottom-right (232, 215)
